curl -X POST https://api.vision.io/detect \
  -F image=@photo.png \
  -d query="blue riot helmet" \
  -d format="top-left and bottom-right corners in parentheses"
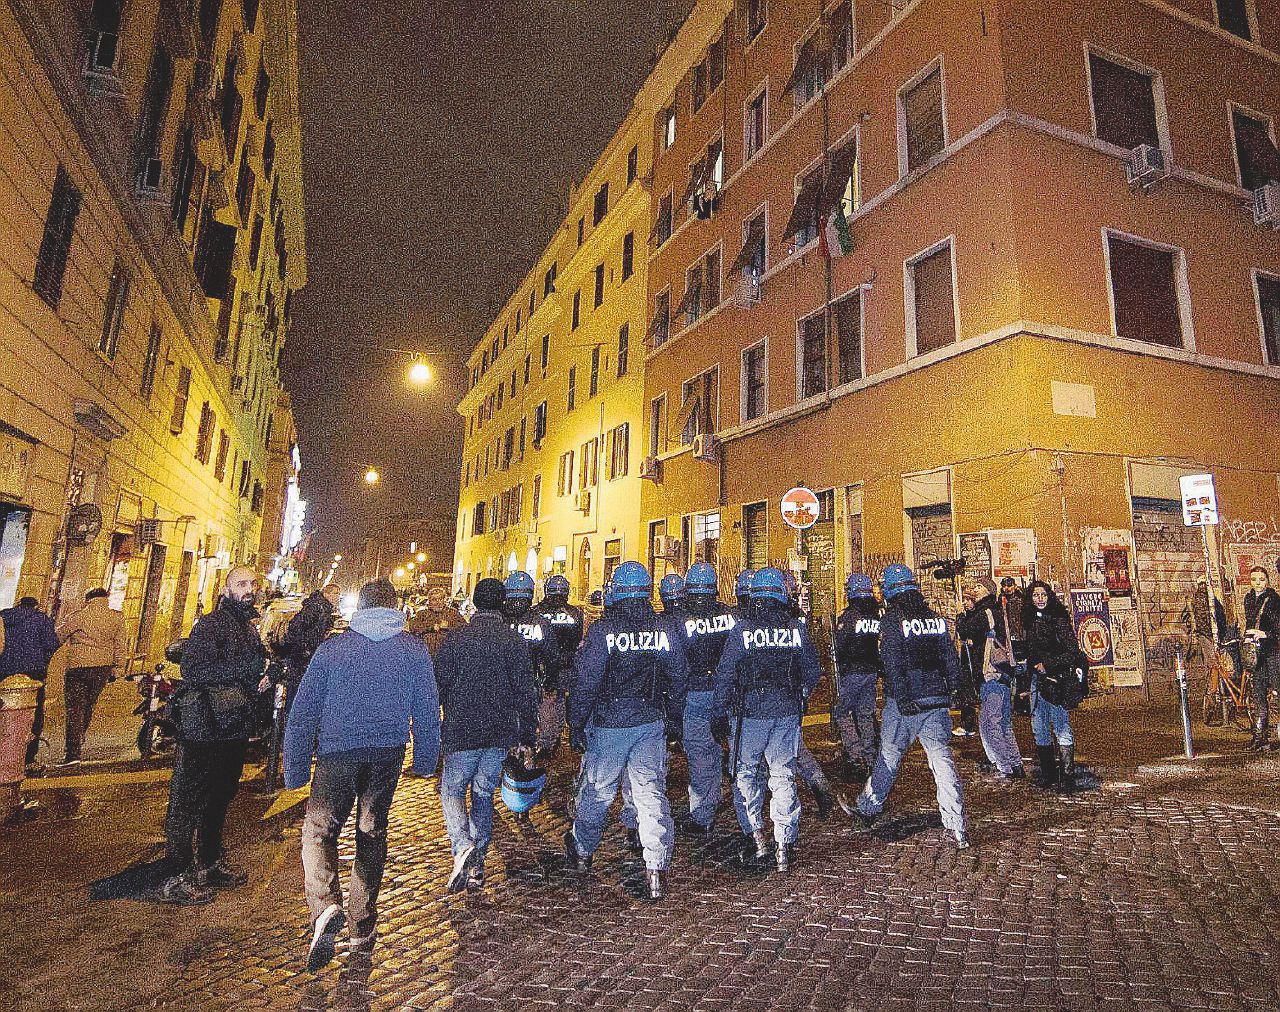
top-left (544, 574), bottom-right (571, 599)
top-left (752, 567), bottom-right (790, 604)
top-left (601, 581), bottom-right (616, 608)
top-left (658, 572), bottom-right (685, 604)
top-left (504, 571), bottom-right (535, 600)
top-left (685, 562), bottom-right (718, 597)
top-left (846, 573), bottom-right (875, 600)
top-left (500, 755), bottom-right (547, 814)
top-left (734, 569), bottom-right (756, 605)
top-left (612, 561), bottom-right (652, 601)
top-left (881, 562), bottom-right (918, 599)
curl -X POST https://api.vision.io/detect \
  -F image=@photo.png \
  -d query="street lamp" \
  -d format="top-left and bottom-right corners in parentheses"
top-left (394, 567), bottom-right (406, 579)
top-left (415, 552), bottom-right (426, 563)
top-left (334, 553), bottom-right (343, 562)
top-left (407, 359), bottom-right (432, 387)
top-left (364, 468), bottom-right (380, 485)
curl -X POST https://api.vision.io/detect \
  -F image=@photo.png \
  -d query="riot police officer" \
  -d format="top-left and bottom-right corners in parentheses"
top-left (659, 573), bottom-right (685, 616)
top-left (833, 574), bottom-right (883, 783)
top-left (565, 562), bottom-right (688, 901)
top-left (675, 562), bottom-right (736, 835)
top-left (531, 574), bottom-right (584, 762)
top-left (842, 564), bottom-right (970, 848)
top-left (713, 568), bottom-right (821, 872)
top-left (502, 572), bottom-right (562, 755)
top-left (780, 572), bottom-right (837, 818)
top-left (731, 570), bottom-right (756, 616)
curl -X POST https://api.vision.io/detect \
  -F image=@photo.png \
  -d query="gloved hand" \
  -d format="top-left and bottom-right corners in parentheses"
top-left (570, 727), bottom-right (587, 753)
top-left (710, 715), bottom-right (730, 746)
top-left (897, 699), bottom-right (922, 716)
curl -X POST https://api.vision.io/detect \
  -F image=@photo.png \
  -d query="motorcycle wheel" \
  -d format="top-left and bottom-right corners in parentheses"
top-left (137, 719), bottom-right (157, 758)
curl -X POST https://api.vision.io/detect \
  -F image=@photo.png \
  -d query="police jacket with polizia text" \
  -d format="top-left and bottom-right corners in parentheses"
top-left (532, 597), bottom-right (584, 689)
top-left (878, 601), bottom-right (961, 710)
top-left (569, 598), bottom-right (688, 730)
top-left (834, 602), bottom-right (883, 677)
top-left (713, 601), bottom-right (822, 720)
top-left (678, 598), bottom-right (737, 692)
top-left (505, 607), bottom-right (563, 692)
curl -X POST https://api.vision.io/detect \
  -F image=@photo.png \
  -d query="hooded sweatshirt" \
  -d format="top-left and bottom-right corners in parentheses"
top-left (283, 606), bottom-right (440, 788)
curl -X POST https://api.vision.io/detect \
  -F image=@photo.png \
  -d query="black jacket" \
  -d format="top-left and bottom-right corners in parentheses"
top-left (713, 601), bottom-right (822, 720)
top-left (282, 592), bottom-right (336, 686)
top-left (878, 599), bottom-right (961, 710)
top-left (1026, 606), bottom-right (1077, 697)
top-left (177, 598), bottom-right (265, 742)
top-left (675, 598), bottom-right (737, 692)
top-left (1244, 588), bottom-right (1280, 660)
top-left (532, 597), bottom-right (584, 688)
top-left (957, 594), bottom-right (1006, 680)
top-left (834, 601), bottom-right (883, 677)
top-left (434, 611), bottom-right (538, 753)
top-left (506, 606), bottom-right (562, 692)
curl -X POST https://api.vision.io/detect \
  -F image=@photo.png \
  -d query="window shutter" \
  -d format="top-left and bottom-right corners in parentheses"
top-left (913, 247), bottom-right (955, 354)
top-left (904, 68), bottom-right (945, 171)
top-left (782, 172), bottom-right (823, 239)
top-left (199, 220), bottom-right (238, 299)
top-left (1089, 54), bottom-right (1159, 150)
top-left (731, 216), bottom-right (767, 273)
top-left (822, 138), bottom-right (859, 215)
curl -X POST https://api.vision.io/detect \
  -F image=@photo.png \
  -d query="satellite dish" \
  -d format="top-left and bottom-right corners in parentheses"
top-left (67, 503), bottom-right (103, 545)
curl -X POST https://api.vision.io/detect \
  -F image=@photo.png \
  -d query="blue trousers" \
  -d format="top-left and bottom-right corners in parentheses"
top-left (1031, 685), bottom-right (1074, 747)
top-left (734, 716), bottom-right (801, 846)
top-left (440, 747), bottom-right (506, 857)
top-left (573, 720), bottom-right (674, 871)
top-left (978, 679), bottom-right (1023, 774)
top-left (834, 672), bottom-right (879, 763)
top-left (857, 699), bottom-right (967, 833)
top-left (682, 690), bottom-right (723, 828)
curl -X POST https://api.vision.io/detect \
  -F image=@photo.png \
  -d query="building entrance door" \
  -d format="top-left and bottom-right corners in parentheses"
top-left (136, 543), bottom-right (167, 663)
top-left (170, 550), bottom-right (195, 642)
top-left (1132, 497), bottom-right (1201, 687)
top-left (0, 505), bottom-right (31, 609)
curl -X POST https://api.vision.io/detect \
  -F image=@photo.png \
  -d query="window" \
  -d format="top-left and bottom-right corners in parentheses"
top-left (99, 258), bottom-right (129, 359)
top-left (798, 312), bottom-right (827, 399)
top-left (136, 46), bottom-right (173, 169)
top-left (86, 0), bottom-right (124, 72)
top-left (690, 511), bottom-right (721, 566)
top-left (567, 365), bottom-right (576, 410)
top-left (1216, 0), bottom-right (1254, 40)
top-left (557, 451), bottom-right (576, 496)
top-left (532, 474), bottom-right (542, 519)
top-left (593, 182), bottom-right (609, 226)
top-left (524, 354), bottom-right (531, 385)
top-left (656, 193), bottom-right (673, 246)
top-left (572, 290), bottom-right (581, 329)
top-left (627, 145), bottom-right (638, 185)
top-left (34, 165), bottom-right (82, 309)
top-left (544, 262), bottom-right (558, 296)
top-left (663, 104), bottom-right (677, 150)
top-left (594, 263), bottom-right (605, 308)
top-left (607, 422), bottom-right (630, 479)
top-left (831, 3), bottom-right (853, 73)
top-left (584, 346), bottom-right (598, 397)
top-left (792, 169), bottom-right (822, 248)
top-left (1106, 233), bottom-right (1187, 349)
top-left (140, 321), bottom-right (162, 399)
top-left (540, 334), bottom-right (550, 375)
top-left (680, 247), bottom-right (720, 324)
top-left (1232, 108), bottom-right (1280, 192)
top-left (617, 323), bottom-right (630, 377)
top-left (472, 500), bottom-right (487, 533)
top-left (679, 367), bottom-right (719, 443)
top-left (488, 497), bottom-right (499, 531)
top-left (649, 394), bottom-right (667, 456)
top-left (745, 89), bottom-right (767, 160)
top-left (195, 402), bottom-right (215, 463)
top-left (901, 63), bottom-right (945, 174)
top-left (515, 309), bottom-right (522, 333)
top-left (577, 217), bottom-right (585, 247)
top-left (496, 381), bottom-right (503, 410)
top-left (510, 370), bottom-right (517, 399)
top-left (908, 241), bottom-right (957, 355)
top-left (239, 459), bottom-right (251, 498)
top-left (743, 502), bottom-right (768, 570)
top-left (682, 263), bottom-right (704, 324)
top-left (251, 480), bottom-right (263, 515)
top-left (170, 365), bottom-right (191, 434)
top-left (1257, 273), bottom-right (1280, 366)
top-left (518, 416), bottom-right (526, 457)
top-left (742, 340), bottom-right (767, 421)
top-left (533, 401), bottom-right (547, 442)
top-left (746, 0), bottom-right (766, 41)
top-left (650, 289), bottom-right (671, 348)
top-left (692, 61), bottom-right (708, 114)
top-left (579, 439), bottom-right (599, 488)
top-left (709, 34), bottom-right (724, 91)
top-left (214, 431), bottom-right (230, 482)
top-left (834, 290), bottom-right (863, 383)
top-left (1088, 52), bottom-right (1160, 150)
top-left (528, 288), bottom-right (536, 318)
top-left (622, 232), bottom-right (635, 281)
top-left (793, 34), bottom-right (828, 108)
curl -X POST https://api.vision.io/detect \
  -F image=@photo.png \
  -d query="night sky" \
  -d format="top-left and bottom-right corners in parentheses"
top-left (284, 1), bottom-right (693, 570)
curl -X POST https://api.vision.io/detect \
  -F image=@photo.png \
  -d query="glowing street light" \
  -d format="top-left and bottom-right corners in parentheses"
top-left (407, 359), bottom-right (432, 387)
top-left (363, 468), bottom-right (380, 485)
top-left (415, 552), bottom-right (426, 563)
top-left (407, 562), bottom-right (416, 571)
top-left (334, 554), bottom-right (343, 562)
top-left (394, 567), bottom-right (406, 579)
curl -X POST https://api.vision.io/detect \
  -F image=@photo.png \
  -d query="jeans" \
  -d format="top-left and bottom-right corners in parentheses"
top-left (302, 750), bottom-right (403, 938)
top-left (1030, 687), bottom-right (1074, 747)
top-left (573, 720), bottom-right (674, 871)
top-left (682, 690), bottom-right (722, 828)
top-left (164, 739), bottom-right (249, 873)
top-left (439, 747), bottom-right (507, 856)
top-left (734, 716), bottom-right (801, 846)
top-left (64, 665), bottom-right (111, 760)
top-left (834, 671), bottom-right (878, 763)
top-left (978, 679), bottom-right (1022, 774)
top-left (857, 699), bottom-right (966, 833)
top-left (536, 691), bottom-right (566, 755)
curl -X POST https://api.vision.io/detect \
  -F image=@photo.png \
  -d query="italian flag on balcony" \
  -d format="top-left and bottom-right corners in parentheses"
top-left (820, 203), bottom-right (853, 259)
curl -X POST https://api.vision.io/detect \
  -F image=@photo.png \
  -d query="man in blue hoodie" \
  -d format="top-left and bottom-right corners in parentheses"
top-left (0, 596), bottom-right (61, 766)
top-left (284, 578), bottom-right (440, 972)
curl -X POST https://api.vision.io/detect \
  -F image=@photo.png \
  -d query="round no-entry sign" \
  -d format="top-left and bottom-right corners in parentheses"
top-left (780, 487), bottom-right (820, 530)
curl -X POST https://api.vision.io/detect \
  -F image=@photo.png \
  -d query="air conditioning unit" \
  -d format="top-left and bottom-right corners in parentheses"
top-left (1125, 144), bottom-right (1169, 191)
top-left (1253, 183), bottom-right (1280, 228)
top-left (692, 433), bottom-right (719, 463)
top-left (136, 158), bottom-right (164, 199)
top-left (639, 456), bottom-right (662, 481)
top-left (734, 270), bottom-right (762, 308)
top-left (576, 489), bottom-right (592, 513)
top-left (653, 535), bottom-right (679, 559)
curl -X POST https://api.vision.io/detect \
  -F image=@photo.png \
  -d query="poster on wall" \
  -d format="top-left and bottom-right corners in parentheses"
top-left (989, 529), bottom-right (1036, 580)
top-left (1081, 527), bottom-right (1135, 596)
top-left (1070, 589), bottom-right (1114, 667)
top-left (959, 532), bottom-right (992, 580)
top-left (1107, 596), bottom-right (1144, 686)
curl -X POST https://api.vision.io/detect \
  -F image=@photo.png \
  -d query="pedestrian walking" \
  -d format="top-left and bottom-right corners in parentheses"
top-left (843, 564), bottom-right (970, 849)
top-left (564, 562), bottom-right (687, 901)
top-left (958, 577), bottom-right (1024, 779)
top-left (54, 587), bottom-right (126, 765)
top-left (278, 584), bottom-right (340, 713)
top-left (713, 568), bottom-right (822, 872)
top-left (1023, 581), bottom-right (1081, 790)
top-left (1242, 566), bottom-right (1280, 752)
top-left (159, 567), bottom-right (264, 905)
top-left (501, 571), bottom-right (564, 758)
top-left (408, 585), bottom-right (468, 656)
top-left (0, 596), bottom-right (61, 766)
top-left (284, 578), bottom-right (440, 971)
top-left (434, 578), bottom-right (537, 892)
top-left (832, 574), bottom-right (882, 784)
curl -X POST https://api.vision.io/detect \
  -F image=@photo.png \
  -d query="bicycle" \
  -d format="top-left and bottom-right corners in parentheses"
top-left (1201, 640), bottom-right (1254, 731)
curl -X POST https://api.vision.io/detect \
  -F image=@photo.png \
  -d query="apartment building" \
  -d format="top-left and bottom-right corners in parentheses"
top-left (0, 0), bottom-right (306, 669)
top-left (452, 102), bottom-right (661, 602)
top-left (636, 0), bottom-right (1280, 691)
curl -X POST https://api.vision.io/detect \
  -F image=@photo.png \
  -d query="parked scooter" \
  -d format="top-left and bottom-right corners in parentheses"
top-left (135, 639), bottom-right (185, 758)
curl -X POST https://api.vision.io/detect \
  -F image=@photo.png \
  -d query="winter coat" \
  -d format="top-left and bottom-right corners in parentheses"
top-left (1001, 589), bottom-right (1026, 640)
top-left (56, 597), bottom-right (126, 670)
top-left (176, 597), bottom-right (266, 742)
top-left (408, 604), bottom-right (467, 656)
top-left (0, 605), bottom-right (60, 677)
top-left (1025, 605), bottom-right (1078, 702)
top-left (834, 601), bottom-right (882, 677)
top-left (713, 601), bottom-right (822, 720)
top-left (878, 600), bottom-right (961, 710)
top-left (532, 598), bottom-right (584, 685)
top-left (570, 598), bottom-right (689, 731)
top-left (283, 607), bottom-right (440, 788)
top-left (433, 611), bottom-right (538, 754)
top-left (1243, 588), bottom-right (1280, 660)
top-left (281, 592), bottom-right (336, 685)
top-left (506, 607), bottom-right (563, 692)
top-left (957, 594), bottom-right (1008, 681)
top-left (676, 598), bottom-right (737, 692)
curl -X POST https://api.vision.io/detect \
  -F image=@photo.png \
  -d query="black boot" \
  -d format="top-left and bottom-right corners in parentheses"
top-left (1057, 745), bottom-right (1076, 794)
top-left (625, 828), bottom-right (643, 854)
top-left (812, 782), bottom-right (834, 820)
top-left (1247, 720), bottom-right (1269, 754)
top-left (1034, 745), bottom-right (1058, 790)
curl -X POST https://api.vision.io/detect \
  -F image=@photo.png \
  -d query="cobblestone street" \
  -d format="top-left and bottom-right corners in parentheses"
top-left (5, 704), bottom-right (1280, 1011)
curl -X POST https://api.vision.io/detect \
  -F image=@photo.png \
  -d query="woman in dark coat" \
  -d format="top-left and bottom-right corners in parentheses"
top-left (1023, 581), bottom-right (1078, 791)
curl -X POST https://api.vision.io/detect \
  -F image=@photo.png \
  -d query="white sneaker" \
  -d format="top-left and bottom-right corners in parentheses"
top-left (307, 903), bottom-right (346, 972)
top-left (447, 844), bottom-right (476, 893)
